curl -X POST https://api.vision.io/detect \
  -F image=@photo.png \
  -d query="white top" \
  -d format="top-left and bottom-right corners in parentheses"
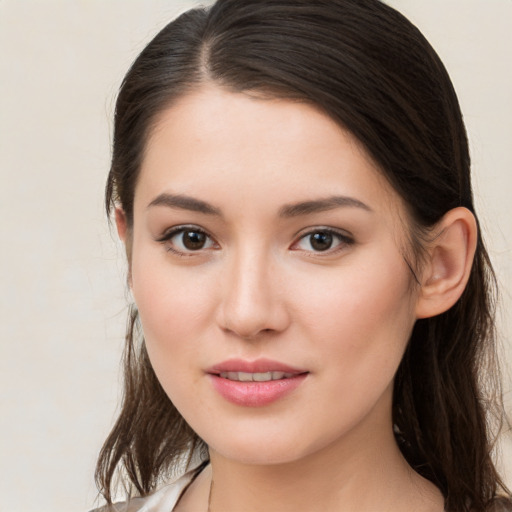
top-left (90, 467), bottom-right (200, 512)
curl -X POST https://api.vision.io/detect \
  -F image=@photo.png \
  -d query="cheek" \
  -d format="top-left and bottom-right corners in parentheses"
top-left (129, 246), bottom-right (216, 376)
top-left (287, 258), bottom-right (416, 443)
top-left (296, 255), bottom-right (416, 376)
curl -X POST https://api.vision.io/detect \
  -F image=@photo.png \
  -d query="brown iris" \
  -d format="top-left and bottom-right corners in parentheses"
top-left (309, 231), bottom-right (333, 251)
top-left (182, 230), bottom-right (207, 250)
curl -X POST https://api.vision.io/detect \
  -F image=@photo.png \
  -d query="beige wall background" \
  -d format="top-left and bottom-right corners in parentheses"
top-left (0, 1), bottom-right (510, 511)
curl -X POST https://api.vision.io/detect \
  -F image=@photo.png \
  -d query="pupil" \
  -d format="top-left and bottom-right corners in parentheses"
top-left (311, 232), bottom-right (332, 251)
top-left (183, 231), bottom-right (206, 250)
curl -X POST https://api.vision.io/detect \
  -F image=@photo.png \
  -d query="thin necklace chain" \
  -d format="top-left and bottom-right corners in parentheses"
top-left (207, 476), bottom-right (213, 512)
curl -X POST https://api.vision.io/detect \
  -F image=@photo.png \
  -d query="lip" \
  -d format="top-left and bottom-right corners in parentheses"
top-left (206, 358), bottom-right (309, 407)
top-left (207, 358), bottom-right (307, 375)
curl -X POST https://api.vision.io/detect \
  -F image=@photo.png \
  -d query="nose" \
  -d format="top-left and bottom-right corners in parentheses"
top-left (216, 248), bottom-right (290, 340)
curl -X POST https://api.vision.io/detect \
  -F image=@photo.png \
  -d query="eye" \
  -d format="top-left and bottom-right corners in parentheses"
top-left (157, 226), bottom-right (217, 254)
top-left (292, 228), bottom-right (353, 253)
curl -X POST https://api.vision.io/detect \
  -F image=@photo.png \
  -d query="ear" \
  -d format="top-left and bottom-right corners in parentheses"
top-left (115, 207), bottom-right (128, 242)
top-left (415, 207), bottom-right (477, 319)
top-left (115, 207), bottom-right (133, 284)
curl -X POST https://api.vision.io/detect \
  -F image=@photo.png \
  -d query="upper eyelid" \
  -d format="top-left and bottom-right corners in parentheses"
top-left (156, 224), bottom-right (213, 242)
top-left (293, 226), bottom-right (354, 240)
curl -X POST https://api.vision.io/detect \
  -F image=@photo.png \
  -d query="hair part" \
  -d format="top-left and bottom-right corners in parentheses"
top-left (98, 1), bottom-right (511, 510)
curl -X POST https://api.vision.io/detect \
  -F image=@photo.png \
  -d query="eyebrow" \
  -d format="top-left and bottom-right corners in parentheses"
top-left (147, 193), bottom-right (372, 217)
top-left (147, 193), bottom-right (222, 216)
top-left (278, 196), bottom-right (372, 217)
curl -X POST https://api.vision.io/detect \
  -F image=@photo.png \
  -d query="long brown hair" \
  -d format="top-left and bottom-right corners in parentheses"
top-left (96, 1), bottom-right (511, 510)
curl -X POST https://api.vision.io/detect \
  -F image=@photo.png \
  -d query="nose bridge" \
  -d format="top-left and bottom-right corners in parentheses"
top-left (219, 241), bottom-right (287, 338)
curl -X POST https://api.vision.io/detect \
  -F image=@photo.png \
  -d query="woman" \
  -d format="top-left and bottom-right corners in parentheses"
top-left (93, 0), bottom-right (512, 511)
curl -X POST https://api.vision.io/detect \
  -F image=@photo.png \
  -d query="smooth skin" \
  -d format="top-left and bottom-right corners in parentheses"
top-left (116, 85), bottom-right (477, 512)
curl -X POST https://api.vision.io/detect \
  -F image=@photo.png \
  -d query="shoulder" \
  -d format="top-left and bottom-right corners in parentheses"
top-left (89, 467), bottom-right (201, 512)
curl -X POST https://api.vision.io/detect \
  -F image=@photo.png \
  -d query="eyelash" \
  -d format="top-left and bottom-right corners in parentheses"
top-left (156, 225), bottom-right (218, 257)
top-left (156, 225), bottom-right (354, 257)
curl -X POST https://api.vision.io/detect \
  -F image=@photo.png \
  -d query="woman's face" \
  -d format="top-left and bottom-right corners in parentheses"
top-left (127, 85), bottom-right (421, 465)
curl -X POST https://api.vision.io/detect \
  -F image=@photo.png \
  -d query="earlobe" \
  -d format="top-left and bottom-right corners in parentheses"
top-left (415, 207), bottom-right (477, 319)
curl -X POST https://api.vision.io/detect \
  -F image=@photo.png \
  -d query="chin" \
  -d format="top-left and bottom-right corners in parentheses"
top-left (211, 442), bottom-right (310, 466)
top-left (203, 422), bottom-right (341, 467)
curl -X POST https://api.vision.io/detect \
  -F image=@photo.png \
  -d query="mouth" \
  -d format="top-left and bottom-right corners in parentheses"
top-left (218, 371), bottom-right (299, 382)
top-left (207, 359), bottom-right (309, 407)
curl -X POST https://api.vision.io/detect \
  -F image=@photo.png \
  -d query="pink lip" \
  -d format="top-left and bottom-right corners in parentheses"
top-left (206, 358), bottom-right (309, 407)
top-left (207, 358), bottom-right (307, 374)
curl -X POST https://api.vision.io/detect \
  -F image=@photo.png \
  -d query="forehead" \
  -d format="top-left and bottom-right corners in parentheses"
top-left (136, 85), bottom-right (406, 222)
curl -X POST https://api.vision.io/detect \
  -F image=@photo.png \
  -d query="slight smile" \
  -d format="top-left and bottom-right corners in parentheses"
top-left (207, 359), bottom-right (309, 407)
